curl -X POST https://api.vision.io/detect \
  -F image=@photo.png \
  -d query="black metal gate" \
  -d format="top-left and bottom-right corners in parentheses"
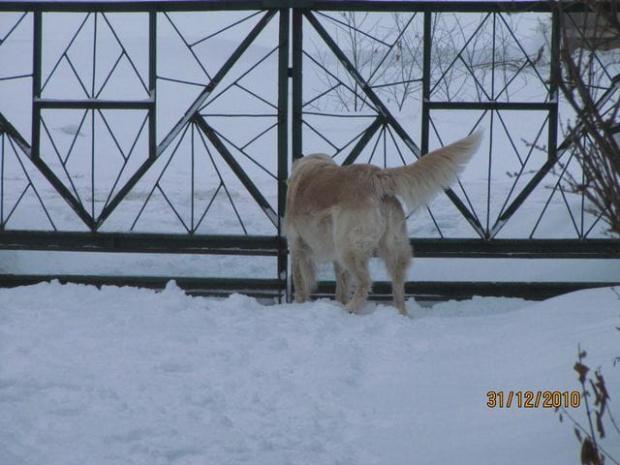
top-left (0, 0), bottom-right (618, 301)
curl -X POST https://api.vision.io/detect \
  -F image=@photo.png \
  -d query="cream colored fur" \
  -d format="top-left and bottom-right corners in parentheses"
top-left (286, 131), bottom-right (482, 315)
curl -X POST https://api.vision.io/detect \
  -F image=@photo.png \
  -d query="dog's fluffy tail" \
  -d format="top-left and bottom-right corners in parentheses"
top-left (380, 131), bottom-right (482, 212)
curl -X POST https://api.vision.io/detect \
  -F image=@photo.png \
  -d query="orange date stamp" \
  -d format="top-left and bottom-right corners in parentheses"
top-left (486, 390), bottom-right (581, 409)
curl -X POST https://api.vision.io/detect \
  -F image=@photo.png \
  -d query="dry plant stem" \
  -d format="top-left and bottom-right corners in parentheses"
top-left (555, 0), bottom-right (620, 235)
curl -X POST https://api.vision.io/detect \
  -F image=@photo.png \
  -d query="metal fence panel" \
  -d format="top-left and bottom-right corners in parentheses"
top-left (0, 1), bottom-right (618, 301)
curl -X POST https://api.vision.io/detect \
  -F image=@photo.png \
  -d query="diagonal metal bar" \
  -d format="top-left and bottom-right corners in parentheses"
top-left (39, 116), bottom-right (86, 206)
top-left (162, 11), bottom-right (213, 81)
top-left (95, 51), bottom-right (125, 99)
top-left (95, 126), bottom-right (157, 228)
top-left (366, 123), bottom-right (385, 166)
top-left (30, 153), bottom-right (95, 229)
top-left (429, 12), bottom-right (492, 97)
top-left (64, 54), bottom-right (91, 98)
top-left (190, 11), bottom-right (263, 47)
top-left (341, 117), bottom-right (384, 165)
top-left (0, 11), bottom-right (28, 44)
top-left (584, 210), bottom-right (605, 239)
top-left (302, 82), bottom-right (342, 110)
top-left (302, 114), bottom-right (377, 159)
top-left (200, 46), bottom-right (279, 112)
top-left (529, 149), bottom-right (577, 239)
top-left (157, 75), bottom-right (206, 88)
top-left (303, 119), bottom-right (339, 152)
top-left (367, 13), bottom-right (417, 85)
top-left (558, 183), bottom-right (581, 238)
top-left (100, 12), bottom-right (149, 95)
top-left (305, 11), bottom-right (423, 160)
top-left (207, 125), bottom-right (276, 179)
top-left (315, 12), bottom-right (391, 48)
top-left (130, 122), bottom-right (191, 231)
top-left (62, 109), bottom-right (89, 165)
top-left (563, 11), bottom-right (616, 83)
top-left (156, 9), bottom-right (276, 159)
top-left (40, 12), bottom-right (92, 94)
top-left (5, 138), bottom-right (57, 231)
top-left (197, 129), bottom-right (249, 235)
top-left (100, 110), bottom-right (150, 211)
top-left (3, 183), bottom-right (31, 227)
top-left (457, 54), bottom-right (492, 102)
top-left (301, 49), bottom-right (378, 113)
top-left (233, 82), bottom-right (279, 111)
top-left (194, 183), bottom-right (223, 233)
top-left (192, 115), bottom-right (278, 228)
top-left (156, 184), bottom-right (191, 234)
top-left (0, 112), bottom-right (30, 155)
top-left (494, 114), bottom-right (549, 224)
top-left (97, 109), bottom-right (130, 161)
top-left (0, 73), bottom-right (32, 82)
top-left (385, 124), bottom-right (411, 167)
top-left (240, 121), bottom-right (278, 151)
top-left (194, 128), bottom-right (231, 229)
top-left (496, 12), bottom-right (550, 94)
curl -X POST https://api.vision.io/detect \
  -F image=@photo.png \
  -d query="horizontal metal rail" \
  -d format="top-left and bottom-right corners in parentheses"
top-left (34, 99), bottom-right (155, 110)
top-left (0, 231), bottom-right (283, 256)
top-left (0, 273), bottom-right (613, 302)
top-left (0, 274), bottom-right (286, 299)
top-left (314, 280), bottom-right (618, 302)
top-left (0, 1), bottom-right (595, 13)
top-left (0, 231), bottom-right (617, 259)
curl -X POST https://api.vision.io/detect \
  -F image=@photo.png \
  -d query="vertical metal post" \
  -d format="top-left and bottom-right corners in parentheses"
top-left (31, 10), bottom-right (42, 160)
top-left (549, 8), bottom-right (561, 164)
top-left (149, 10), bottom-right (157, 161)
top-left (91, 13), bottom-right (98, 224)
top-left (291, 8), bottom-right (303, 162)
top-left (421, 10), bottom-right (432, 156)
top-left (277, 7), bottom-right (290, 303)
top-left (1, 135), bottom-right (4, 228)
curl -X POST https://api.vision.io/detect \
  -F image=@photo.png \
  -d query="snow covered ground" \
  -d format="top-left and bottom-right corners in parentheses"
top-left (1, 282), bottom-right (619, 465)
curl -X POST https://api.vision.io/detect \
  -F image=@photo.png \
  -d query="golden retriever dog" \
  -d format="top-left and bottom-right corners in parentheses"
top-left (285, 131), bottom-right (482, 315)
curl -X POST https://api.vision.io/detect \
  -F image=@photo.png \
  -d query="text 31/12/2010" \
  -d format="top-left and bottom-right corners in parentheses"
top-left (486, 390), bottom-right (581, 409)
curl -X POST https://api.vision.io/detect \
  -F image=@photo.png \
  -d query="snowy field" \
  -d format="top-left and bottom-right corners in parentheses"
top-left (1, 282), bottom-right (619, 465)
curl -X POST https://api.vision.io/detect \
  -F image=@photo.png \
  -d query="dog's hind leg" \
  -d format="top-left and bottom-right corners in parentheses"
top-left (339, 251), bottom-right (372, 314)
top-left (333, 261), bottom-right (352, 305)
top-left (291, 237), bottom-right (316, 303)
top-left (381, 247), bottom-right (411, 316)
top-left (378, 198), bottom-right (412, 316)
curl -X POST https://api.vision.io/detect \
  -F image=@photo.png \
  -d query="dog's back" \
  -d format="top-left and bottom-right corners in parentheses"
top-left (286, 154), bottom-right (383, 219)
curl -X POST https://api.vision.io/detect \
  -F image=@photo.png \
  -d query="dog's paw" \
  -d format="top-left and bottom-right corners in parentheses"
top-left (344, 304), bottom-right (359, 315)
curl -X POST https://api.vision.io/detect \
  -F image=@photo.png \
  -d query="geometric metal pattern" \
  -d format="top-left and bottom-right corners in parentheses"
top-left (0, 1), bottom-right (618, 301)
